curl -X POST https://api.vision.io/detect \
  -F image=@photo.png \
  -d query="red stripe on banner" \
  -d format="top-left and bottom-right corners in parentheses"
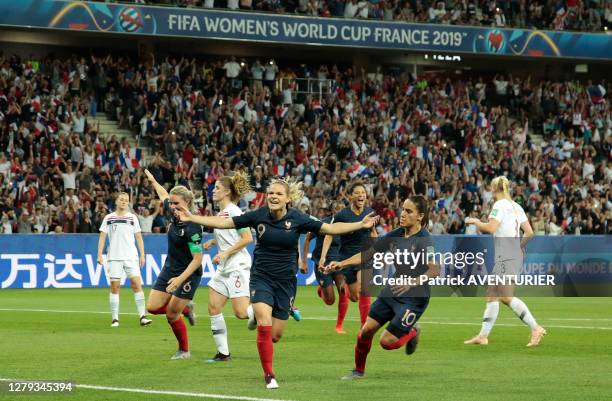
top-left (527, 50), bottom-right (544, 56)
top-left (69, 23), bottom-right (88, 30)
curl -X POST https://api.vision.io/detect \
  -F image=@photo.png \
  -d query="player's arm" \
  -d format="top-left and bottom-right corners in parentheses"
top-left (134, 232), bottom-right (146, 267)
top-left (202, 239), bottom-right (217, 251)
top-left (465, 216), bottom-right (499, 234)
top-left (214, 229), bottom-right (252, 264)
top-left (144, 169), bottom-right (169, 202)
top-left (301, 233), bottom-right (312, 272)
top-left (97, 231), bottom-right (106, 265)
top-left (166, 251), bottom-right (203, 294)
top-left (320, 212), bottom-right (379, 235)
top-left (174, 205), bottom-right (235, 229)
top-left (520, 219), bottom-right (534, 250)
top-left (318, 234), bottom-right (332, 271)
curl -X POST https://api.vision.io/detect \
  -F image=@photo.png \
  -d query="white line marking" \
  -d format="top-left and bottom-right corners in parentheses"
top-left (0, 378), bottom-right (292, 401)
top-left (1, 308), bottom-right (611, 330)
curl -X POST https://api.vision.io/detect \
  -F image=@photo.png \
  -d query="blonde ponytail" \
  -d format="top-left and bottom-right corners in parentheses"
top-left (491, 176), bottom-right (511, 200)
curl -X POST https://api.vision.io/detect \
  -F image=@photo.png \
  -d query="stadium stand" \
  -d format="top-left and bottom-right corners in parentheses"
top-left (133, 0), bottom-right (612, 32)
top-left (0, 51), bottom-right (609, 235)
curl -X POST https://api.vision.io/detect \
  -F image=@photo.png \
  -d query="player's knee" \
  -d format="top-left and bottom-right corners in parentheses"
top-left (272, 333), bottom-right (282, 343)
top-left (208, 303), bottom-right (222, 315)
top-left (323, 295), bottom-right (335, 305)
top-left (379, 337), bottom-right (396, 349)
top-left (234, 310), bottom-right (248, 319)
top-left (349, 294), bottom-right (359, 302)
top-left (500, 296), bottom-right (513, 305)
top-left (166, 310), bottom-right (180, 322)
top-left (359, 327), bottom-right (375, 340)
top-left (130, 282), bottom-right (141, 292)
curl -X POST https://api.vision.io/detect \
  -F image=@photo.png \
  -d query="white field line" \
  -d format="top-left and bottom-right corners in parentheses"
top-left (0, 378), bottom-right (293, 401)
top-left (0, 308), bottom-right (611, 330)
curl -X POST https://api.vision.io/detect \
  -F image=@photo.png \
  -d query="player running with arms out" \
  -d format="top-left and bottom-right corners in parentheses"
top-left (464, 176), bottom-right (546, 347)
top-left (175, 177), bottom-right (379, 389)
top-left (300, 202), bottom-right (348, 334)
top-left (97, 192), bottom-right (151, 327)
top-left (321, 181), bottom-right (377, 328)
top-left (204, 172), bottom-right (255, 363)
top-left (143, 169), bottom-right (202, 360)
top-left (326, 195), bottom-right (439, 380)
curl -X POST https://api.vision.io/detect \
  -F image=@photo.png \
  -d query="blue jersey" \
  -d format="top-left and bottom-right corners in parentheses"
top-left (333, 206), bottom-right (374, 258)
top-left (311, 216), bottom-right (340, 265)
top-left (233, 206), bottom-right (324, 279)
top-left (162, 199), bottom-right (204, 276)
top-left (373, 227), bottom-right (434, 298)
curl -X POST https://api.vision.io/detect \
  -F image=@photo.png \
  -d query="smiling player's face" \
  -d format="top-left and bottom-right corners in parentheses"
top-left (349, 186), bottom-right (367, 209)
top-left (266, 183), bottom-right (289, 212)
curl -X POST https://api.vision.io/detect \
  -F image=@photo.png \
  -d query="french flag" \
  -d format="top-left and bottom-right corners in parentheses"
top-left (587, 85), bottom-right (606, 104)
top-left (126, 148), bottom-right (142, 171)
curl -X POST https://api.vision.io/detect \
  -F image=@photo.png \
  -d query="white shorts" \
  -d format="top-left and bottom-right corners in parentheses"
top-left (208, 269), bottom-right (250, 299)
top-left (107, 260), bottom-right (141, 281)
top-left (492, 258), bottom-right (523, 277)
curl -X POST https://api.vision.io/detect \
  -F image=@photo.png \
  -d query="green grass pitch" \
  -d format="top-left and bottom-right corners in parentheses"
top-left (1, 288), bottom-right (611, 401)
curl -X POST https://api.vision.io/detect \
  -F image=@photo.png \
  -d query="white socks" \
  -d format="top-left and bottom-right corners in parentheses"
top-left (509, 297), bottom-right (538, 330)
top-left (210, 313), bottom-right (229, 355)
top-left (110, 293), bottom-right (119, 321)
top-left (134, 291), bottom-right (146, 317)
top-left (479, 301), bottom-right (499, 337)
top-left (247, 304), bottom-right (254, 321)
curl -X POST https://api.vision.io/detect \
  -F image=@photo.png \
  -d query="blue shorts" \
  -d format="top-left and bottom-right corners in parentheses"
top-left (369, 297), bottom-right (429, 338)
top-left (250, 274), bottom-right (296, 320)
top-left (313, 258), bottom-right (343, 288)
top-left (153, 267), bottom-right (201, 300)
top-left (342, 266), bottom-right (359, 285)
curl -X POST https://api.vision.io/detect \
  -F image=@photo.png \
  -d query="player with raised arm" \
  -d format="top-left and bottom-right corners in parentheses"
top-left (321, 181), bottom-right (377, 328)
top-left (97, 192), bottom-right (151, 327)
top-left (175, 177), bottom-right (378, 389)
top-left (143, 169), bottom-right (202, 360)
top-left (326, 195), bottom-right (439, 380)
top-left (203, 172), bottom-right (255, 363)
top-left (464, 176), bottom-right (546, 347)
top-left (300, 202), bottom-right (348, 334)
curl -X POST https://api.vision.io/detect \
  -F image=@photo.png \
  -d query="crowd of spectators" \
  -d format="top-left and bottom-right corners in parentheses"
top-left (128, 0), bottom-right (612, 32)
top-left (0, 51), bottom-right (610, 236)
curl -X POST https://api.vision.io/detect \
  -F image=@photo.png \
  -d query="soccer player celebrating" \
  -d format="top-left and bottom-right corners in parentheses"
top-left (326, 195), bottom-right (439, 380)
top-left (204, 172), bottom-right (255, 362)
top-left (464, 176), bottom-right (546, 347)
top-left (300, 202), bottom-right (349, 334)
top-left (175, 178), bottom-right (378, 389)
top-left (321, 181), bottom-right (377, 328)
top-left (97, 192), bottom-right (151, 327)
top-left (143, 169), bottom-right (202, 360)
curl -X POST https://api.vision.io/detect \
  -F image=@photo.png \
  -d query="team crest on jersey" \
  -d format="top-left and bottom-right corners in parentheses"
top-left (285, 221), bottom-right (292, 230)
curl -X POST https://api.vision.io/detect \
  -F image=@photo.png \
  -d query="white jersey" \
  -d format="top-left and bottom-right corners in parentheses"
top-left (489, 199), bottom-right (528, 238)
top-left (489, 199), bottom-right (527, 261)
top-left (99, 212), bottom-right (141, 261)
top-left (213, 203), bottom-right (251, 274)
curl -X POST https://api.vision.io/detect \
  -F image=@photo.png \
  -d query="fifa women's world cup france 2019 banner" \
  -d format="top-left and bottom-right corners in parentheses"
top-left (0, 0), bottom-right (610, 60)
